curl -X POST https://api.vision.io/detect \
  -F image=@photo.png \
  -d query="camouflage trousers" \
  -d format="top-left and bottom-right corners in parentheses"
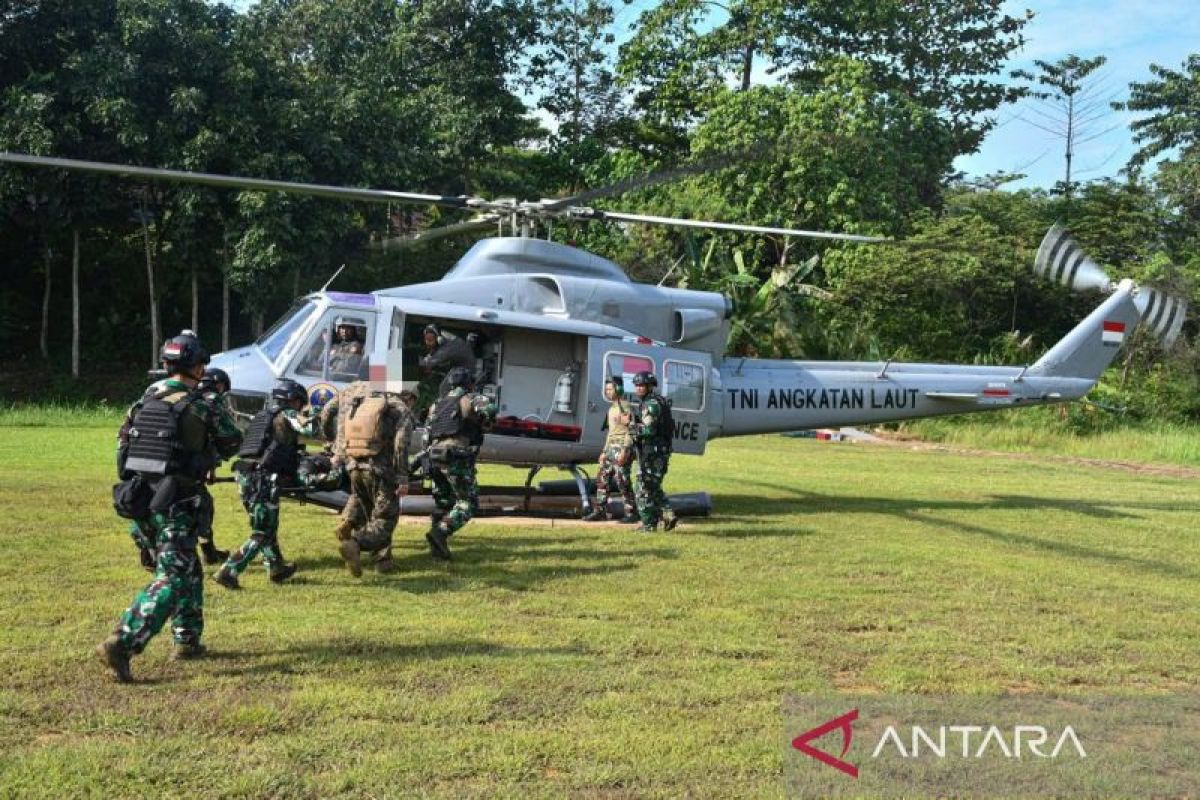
top-left (635, 447), bottom-right (675, 527)
top-left (595, 444), bottom-right (636, 516)
top-left (195, 484), bottom-right (218, 545)
top-left (430, 453), bottom-right (479, 537)
top-left (335, 468), bottom-right (399, 553)
top-left (225, 468), bottom-right (285, 576)
top-left (115, 497), bottom-right (204, 653)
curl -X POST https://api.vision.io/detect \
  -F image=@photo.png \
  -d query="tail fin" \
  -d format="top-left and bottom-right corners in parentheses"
top-left (1027, 279), bottom-right (1140, 379)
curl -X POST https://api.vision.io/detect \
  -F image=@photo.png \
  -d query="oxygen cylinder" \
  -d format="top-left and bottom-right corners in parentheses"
top-left (554, 367), bottom-right (575, 413)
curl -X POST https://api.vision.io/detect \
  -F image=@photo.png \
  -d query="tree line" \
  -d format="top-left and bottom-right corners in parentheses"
top-left (0, 1), bottom-right (1197, 421)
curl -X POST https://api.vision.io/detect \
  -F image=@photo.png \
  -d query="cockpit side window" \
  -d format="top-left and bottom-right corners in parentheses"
top-left (294, 310), bottom-right (373, 381)
top-left (257, 300), bottom-right (317, 363)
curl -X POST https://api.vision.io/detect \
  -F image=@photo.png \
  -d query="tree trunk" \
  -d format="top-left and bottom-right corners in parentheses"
top-left (191, 264), bottom-right (199, 333)
top-left (72, 228), bottom-right (80, 378)
top-left (140, 200), bottom-right (160, 368)
top-left (253, 311), bottom-right (264, 338)
top-left (222, 271), bottom-right (230, 351)
top-left (40, 239), bottom-right (52, 361)
top-left (741, 43), bottom-right (754, 91)
top-left (292, 267), bottom-right (300, 299)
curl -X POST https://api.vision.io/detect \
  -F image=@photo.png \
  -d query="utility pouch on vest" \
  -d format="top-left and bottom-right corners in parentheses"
top-left (345, 396), bottom-right (389, 458)
top-left (112, 475), bottom-right (151, 520)
top-left (149, 475), bottom-right (179, 513)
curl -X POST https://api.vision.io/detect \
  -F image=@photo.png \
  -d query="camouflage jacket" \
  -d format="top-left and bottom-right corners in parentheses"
top-left (633, 394), bottom-right (669, 448)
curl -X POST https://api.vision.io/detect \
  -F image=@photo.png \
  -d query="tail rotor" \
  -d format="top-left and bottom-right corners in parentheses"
top-left (1032, 224), bottom-right (1187, 348)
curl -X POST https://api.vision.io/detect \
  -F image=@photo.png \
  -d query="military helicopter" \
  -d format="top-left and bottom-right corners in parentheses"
top-left (0, 152), bottom-right (1188, 512)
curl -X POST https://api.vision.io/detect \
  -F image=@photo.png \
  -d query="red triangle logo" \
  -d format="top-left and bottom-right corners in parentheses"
top-left (792, 709), bottom-right (859, 778)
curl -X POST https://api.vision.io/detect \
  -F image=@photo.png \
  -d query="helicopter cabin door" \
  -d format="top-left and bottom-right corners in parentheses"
top-left (587, 338), bottom-right (710, 455)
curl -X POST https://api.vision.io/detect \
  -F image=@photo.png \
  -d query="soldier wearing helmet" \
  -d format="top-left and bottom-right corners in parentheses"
top-left (423, 366), bottom-right (496, 560)
top-left (212, 378), bottom-right (320, 590)
top-left (416, 324), bottom-right (475, 414)
top-left (630, 370), bottom-right (678, 532)
top-left (583, 376), bottom-right (639, 523)
top-left (99, 332), bottom-right (243, 683)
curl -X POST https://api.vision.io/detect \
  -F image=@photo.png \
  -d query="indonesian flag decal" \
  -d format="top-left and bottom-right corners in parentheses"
top-left (1102, 320), bottom-right (1125, 346)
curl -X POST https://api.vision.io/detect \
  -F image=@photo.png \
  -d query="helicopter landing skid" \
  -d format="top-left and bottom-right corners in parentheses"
top-left (522, 463), bottom-right (592, 516)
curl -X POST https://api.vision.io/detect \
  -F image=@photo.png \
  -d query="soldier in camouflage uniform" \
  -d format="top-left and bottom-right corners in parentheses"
top-left (425, 367), bottom-right (496, 560)
top-left (212, 379), bottom-right (319, 589)
top-left (98, 332), bottom-right (242, 682)
top-left (631, 371), bottom-right (678, 533)
top-left (583, 376), bottom-right (639, 523)
top-left (193, 367), bottom-right (233, 565)
top-left (323, 380), bottom-right (414, 576)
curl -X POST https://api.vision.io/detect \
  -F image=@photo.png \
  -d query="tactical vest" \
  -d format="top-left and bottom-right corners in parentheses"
top-left (344, 395), bottom-right (389, 458)
top-left (124, 389), bottom-right (196, 477)
top-left (429, 395), bottom-right (466, 440)
top-left (239, 406), bottom-right (280, 459)
top-left (238, 405), bottom-right (300, 474)
top-left (647, 394), bottom-right (675, 453)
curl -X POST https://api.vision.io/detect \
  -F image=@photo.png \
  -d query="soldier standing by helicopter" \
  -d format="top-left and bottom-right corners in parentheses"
top-left (583, 376), bottom-right (639, 523)
top-left (98, 332), bottom-right (242, 682)
top-left (630, 371), bottom-right (678, 532)
top-left (424, 367), bottom-right (496, 560)
top-left (323, 380), bottom-right (415, 577)
top-left (212, 379), bottom-right (318, 589)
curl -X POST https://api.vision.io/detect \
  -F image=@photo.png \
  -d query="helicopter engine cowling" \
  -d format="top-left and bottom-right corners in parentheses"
top-left (672, 309), bottom-right (723, 345)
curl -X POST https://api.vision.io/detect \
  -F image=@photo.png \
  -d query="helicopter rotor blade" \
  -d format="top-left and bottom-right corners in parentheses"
top-left (580, 209), bottom-right (892, 244)
top-left (0, 152), bottom-right (472, 209)
top-left (1135, 287), bottom-right (1188, 348)
top-left (374, 215), bottom-right (500, 250)
top-left (541, 150), bottom-right (753, 212)
top-left (1033, 224), bottom-right (1113, 292)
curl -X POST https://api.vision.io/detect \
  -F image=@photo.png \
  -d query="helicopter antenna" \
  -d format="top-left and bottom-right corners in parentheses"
top-left (320, 263), bottom-right (347, 292)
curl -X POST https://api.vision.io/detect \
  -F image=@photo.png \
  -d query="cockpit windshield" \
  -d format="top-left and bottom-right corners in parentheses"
top-left (256, 300), bottom-right (318, 363)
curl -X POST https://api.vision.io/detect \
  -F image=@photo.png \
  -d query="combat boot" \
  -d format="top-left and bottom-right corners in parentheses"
top-left (374, 547), bottom-right (396, 574)
top-left (170, 642), bottom-right (208, 660)
top-left (582, 507), bottom-right (607, 522)
top-left (662, 515), bottom-right (679, 532)
top-left (95, 635), bottom-right (132, 683)
top-left (200, 541), bottom-right (229, 565)
top-left (212, 567), bottom-right (240, 590)
top-left (426, 526), bottom-right (452, 561)
top-left (269, 562), bottom-right (298, 584)
top-left (339, 539), bottom-right (363, 577)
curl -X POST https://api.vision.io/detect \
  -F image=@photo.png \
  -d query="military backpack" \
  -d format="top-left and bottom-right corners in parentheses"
top-left (344, 395), bottom-right (390, 458)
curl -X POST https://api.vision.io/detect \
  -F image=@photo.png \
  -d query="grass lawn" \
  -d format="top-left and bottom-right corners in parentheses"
top-left (1, 422), bottom-right (1197, 798)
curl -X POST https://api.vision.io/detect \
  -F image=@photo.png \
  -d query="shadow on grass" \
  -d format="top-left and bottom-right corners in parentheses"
top-left (211, 638), bottom-right (591, 678)
top-left (290, 534), bottom-right (679, 594)
top-left (715, 483), bottom-right (1198, 581)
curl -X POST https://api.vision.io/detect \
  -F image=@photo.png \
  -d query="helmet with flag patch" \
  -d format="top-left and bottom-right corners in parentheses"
top-left (160, 332), bottom-right (209, 370)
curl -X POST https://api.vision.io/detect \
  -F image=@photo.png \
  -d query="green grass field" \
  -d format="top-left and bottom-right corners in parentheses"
top-left (1, 421), bottom-right (1198, 798)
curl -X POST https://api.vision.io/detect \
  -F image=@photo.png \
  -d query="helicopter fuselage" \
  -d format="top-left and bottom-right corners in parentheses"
top-left (208, 237), bottom-right (1138, 469)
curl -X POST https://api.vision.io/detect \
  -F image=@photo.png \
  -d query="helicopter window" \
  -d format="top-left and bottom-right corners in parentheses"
top-left (257, 300), bottom-right (317, 363)
top-left (663, 359), bottom-right (706, 412)
top-left (605, 352), bottom-right (655, 389)
top-left (294, 311), bottom-right (372, 381)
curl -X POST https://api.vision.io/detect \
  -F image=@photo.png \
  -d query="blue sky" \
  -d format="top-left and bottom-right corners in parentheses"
top-left (956, 0), bottom-right (1200, 188)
